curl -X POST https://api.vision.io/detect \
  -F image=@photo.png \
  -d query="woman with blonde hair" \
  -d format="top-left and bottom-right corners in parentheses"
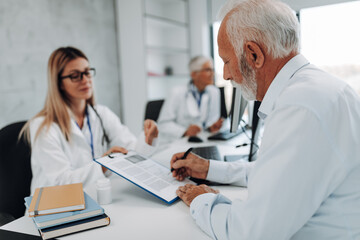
top-left (21, 46), bottom-right (158, 194)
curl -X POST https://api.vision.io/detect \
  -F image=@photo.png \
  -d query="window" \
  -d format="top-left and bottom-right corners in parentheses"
top-left (211, 1), bottom-right (360, 117)
top-left (212, 21), bottom-right (234, 114)
top-left (300, 1), bottom-right (360, 95)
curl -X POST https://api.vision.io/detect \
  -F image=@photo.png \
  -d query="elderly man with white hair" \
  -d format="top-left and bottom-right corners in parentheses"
top-left (170, 0), bottom-right (360, 239)
top-left (158, 56), bottom-right (223, 138)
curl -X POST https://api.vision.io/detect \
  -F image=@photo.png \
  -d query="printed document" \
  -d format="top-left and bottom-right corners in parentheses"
top-left (94, 151), bottom-right (195, 204)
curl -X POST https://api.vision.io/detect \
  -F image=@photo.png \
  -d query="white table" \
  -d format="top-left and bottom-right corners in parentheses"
top-left (1, 132), bottom-right (250, 240)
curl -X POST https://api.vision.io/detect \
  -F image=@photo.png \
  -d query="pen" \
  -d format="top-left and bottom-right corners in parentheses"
top-left (170, 147), bottom-right (193, 172)
top-left (235, 143), bottom-right (248, 148)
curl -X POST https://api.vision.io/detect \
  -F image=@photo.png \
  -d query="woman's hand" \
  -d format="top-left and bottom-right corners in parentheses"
top-left (102, 146), bottom-right (128, 157)
top-left (144, 119), bottom-right (159, 145)
top-left (101, 146), bottom-right (128, 173)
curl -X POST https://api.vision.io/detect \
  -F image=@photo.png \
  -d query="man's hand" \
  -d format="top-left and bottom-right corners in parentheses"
top-left (144, 119), bottom-right (159, 145)
top-left (184, 124), bottom-right (202, 136)
top-left (176, 184), bottom-right (219, 206)
top-left (209, 118), bottom-right (224, 133)
top-left (101, 146), bottom-right (128, 173)
top-left (170, 152), bottom-right (209, 181)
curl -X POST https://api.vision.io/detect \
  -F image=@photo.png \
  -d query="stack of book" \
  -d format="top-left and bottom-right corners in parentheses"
top-left (24, 183), bottom-right (110, 240)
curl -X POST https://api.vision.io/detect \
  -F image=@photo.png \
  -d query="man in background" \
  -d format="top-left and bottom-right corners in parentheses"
top-left (170, 0), bottom-right (360, 239)
top-left (158, 56), bottom-right (223, 139)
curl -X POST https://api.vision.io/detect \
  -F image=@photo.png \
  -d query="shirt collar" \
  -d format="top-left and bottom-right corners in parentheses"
top-left (189, 81), bottom-right (207, 95)
top-left (70, 104), bottom-right (96, 129)
top-left (258, 54), bottom-right (310, 120)
top-left (190, 81), bottom-right (199, 93)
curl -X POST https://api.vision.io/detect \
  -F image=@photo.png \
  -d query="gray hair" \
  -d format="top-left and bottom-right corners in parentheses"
top-left (218, 0), bottom-right (300, 59)
top-left (188, 56), bottom-right (213, 73)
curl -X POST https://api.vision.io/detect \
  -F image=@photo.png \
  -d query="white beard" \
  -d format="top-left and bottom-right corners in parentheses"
top-left (231, 77), bottom-right (257, 101)
top-left (234, 54), bottom-right (258, 101)
top-left (241, 77), bottom-right (257, 101)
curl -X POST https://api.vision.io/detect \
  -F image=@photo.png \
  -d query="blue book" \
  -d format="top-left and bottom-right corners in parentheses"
top-left (39, 214), bottom-right (110, 240)
top-left (24, 192), bottom-right (104, 229)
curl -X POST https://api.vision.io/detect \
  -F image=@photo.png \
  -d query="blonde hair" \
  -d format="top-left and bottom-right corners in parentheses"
top-left (20, 47), bottom-right (95, 143)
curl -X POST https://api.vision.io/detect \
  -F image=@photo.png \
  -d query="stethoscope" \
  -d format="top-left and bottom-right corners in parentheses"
top-left (186, 81), bottom-right (209, 128)
top-left (75, 104), bottom-right (110, 159)
top-left (187, 80), bottom-right (205, 108)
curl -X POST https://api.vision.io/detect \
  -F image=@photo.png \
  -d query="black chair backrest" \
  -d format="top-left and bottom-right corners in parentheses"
top-left (0, 121), bottom-right (32, 219)
top-left (144, 99), bottom-right (165, 122)
top-left (219, 87), bottom-right (228, 118)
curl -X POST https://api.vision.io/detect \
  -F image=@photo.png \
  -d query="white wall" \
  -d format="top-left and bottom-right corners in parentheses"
top-left (115, 0), bottom-right (213, 134)
top-left (0, 0), bottom-right (121, 129)
top-left (0, 0), bottom-right (211, 135)
top-left (115, 0), bottom-right (147, 135)
top-left (1, 0), bottom-right (351, 132)
top-left (189, 0), bottom-right (211, 57)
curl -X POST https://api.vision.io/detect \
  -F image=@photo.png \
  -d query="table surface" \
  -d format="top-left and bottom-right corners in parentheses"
top-left (1, 130), bottom-right (250, 240)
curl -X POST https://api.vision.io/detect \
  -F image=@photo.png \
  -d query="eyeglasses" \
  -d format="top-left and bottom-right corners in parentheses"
top-left (60, 68), bottom-right (96, 83)
top-left (197, 68), bottom-right (214, 73)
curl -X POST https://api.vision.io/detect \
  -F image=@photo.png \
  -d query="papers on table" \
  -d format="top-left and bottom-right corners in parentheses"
top-left (94, 151), bottom-right (195, 204)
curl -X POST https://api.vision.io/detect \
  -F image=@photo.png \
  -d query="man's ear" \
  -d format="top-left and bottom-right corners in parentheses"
top-left (244, 42), bottom-right (265, 69)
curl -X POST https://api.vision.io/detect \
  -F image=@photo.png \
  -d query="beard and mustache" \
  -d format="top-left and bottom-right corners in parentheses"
top-left (231, 53), bottom-right (258, 101)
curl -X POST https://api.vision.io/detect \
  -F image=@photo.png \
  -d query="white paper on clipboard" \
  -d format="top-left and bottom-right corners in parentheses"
top-left (94, 151), bottom-right (195, 204)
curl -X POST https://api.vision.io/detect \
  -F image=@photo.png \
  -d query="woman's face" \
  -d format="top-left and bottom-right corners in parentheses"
top-left (60, 57), bottom-right (93, 103)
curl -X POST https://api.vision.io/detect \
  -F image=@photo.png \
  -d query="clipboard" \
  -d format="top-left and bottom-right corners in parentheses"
top-left (94, 151), bottom-right (195, 204)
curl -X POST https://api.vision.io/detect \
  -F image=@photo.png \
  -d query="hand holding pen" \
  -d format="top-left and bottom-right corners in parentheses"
top-left (170, 147), bottom-right (210, 181)
top-left (170, 147), bottom-right (193, 172)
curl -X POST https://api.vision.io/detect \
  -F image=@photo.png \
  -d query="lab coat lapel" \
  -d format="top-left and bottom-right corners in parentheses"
top-left (187, 93), bottom-right (201, 117)
top-left (86, 105), bottom-right (98, 128)
top-left (199, 93), bottom-right (209, 123)
top-left (70, 108), bottom-right (92, 152)
top-left (70, 119), bottom-right (87, 141)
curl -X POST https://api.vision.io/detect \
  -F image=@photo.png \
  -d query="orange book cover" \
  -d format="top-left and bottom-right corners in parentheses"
top-left (28, 183), bottom-right (85, 217)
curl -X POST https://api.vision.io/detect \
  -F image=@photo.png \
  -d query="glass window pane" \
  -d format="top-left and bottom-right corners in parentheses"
top-left (300, 1), bottom-right (360, 95)
top-left (212, 21), bottom-right (234, 114)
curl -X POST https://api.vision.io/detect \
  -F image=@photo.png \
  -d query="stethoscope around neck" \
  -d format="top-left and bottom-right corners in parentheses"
top-left (77, 105), bottom-right (110, 159)
top-left (88, 104), bottom-right (110, 146)
top-left (187, 80), bottom-right (207, 109)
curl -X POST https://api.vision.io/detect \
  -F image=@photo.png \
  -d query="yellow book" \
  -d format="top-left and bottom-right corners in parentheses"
top-left (28, 183), bottom-right (85, 217)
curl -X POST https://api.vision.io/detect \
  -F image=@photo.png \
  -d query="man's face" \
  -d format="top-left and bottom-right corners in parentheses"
top-left (217, 22), bottom-right (257, 101)
top-left (192, 61), bottom-right (214, 92)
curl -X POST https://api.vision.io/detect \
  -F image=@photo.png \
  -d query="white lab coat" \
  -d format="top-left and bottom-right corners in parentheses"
top-left (190, 55), bottom-right (360, 239)
top-left (158, 83), bottom-right (220, 138)
top-left (29, 104), bottom-right (156, 194)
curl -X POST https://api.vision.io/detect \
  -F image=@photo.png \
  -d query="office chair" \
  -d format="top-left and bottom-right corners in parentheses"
top-left (144, 99), bottom-right (164, 122)
top-left (0, 121), bottom-right (32, 226)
